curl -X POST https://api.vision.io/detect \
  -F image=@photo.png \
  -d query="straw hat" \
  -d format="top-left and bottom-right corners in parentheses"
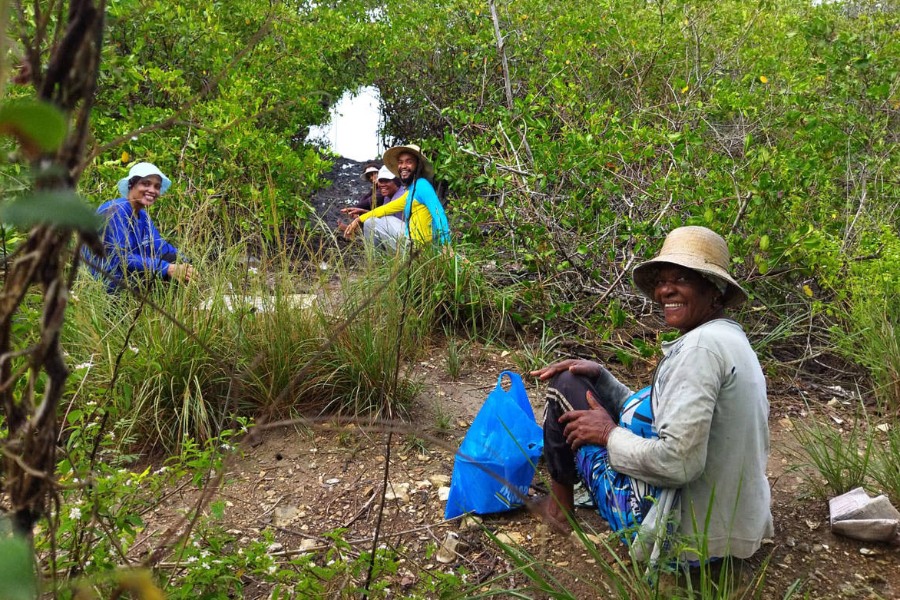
top-left (360, 164), bottom-right (380, 182)
top-left (117, 162), bottom-right (172, 198)
top-left (383, 144), bottom-right (434, 181)
top-left (632, 226), bottom-right (748, 308)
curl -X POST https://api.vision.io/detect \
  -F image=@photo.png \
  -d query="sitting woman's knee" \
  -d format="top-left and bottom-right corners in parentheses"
top-left (548, 371), bottom-right (593, 412)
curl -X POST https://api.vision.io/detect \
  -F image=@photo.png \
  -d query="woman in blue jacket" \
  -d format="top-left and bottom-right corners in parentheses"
top-left (84, 162), bottom-right (195, 292)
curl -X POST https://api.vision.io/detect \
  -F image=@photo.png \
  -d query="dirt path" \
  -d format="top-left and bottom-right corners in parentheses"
top-left (136, 337), bottom-right (899, 598)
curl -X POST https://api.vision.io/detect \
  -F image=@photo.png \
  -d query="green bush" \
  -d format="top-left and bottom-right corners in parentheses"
top-left (834, 232), bottom-right (900, 414)
top-left (62, 237), bottom-right (513, 452)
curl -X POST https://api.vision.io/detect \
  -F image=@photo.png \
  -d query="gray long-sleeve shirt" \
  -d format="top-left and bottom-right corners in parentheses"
top-left (607, 318), bottom-right (774, 560)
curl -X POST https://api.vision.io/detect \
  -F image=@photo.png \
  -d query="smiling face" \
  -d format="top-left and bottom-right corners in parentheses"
top-left (396, 152), bottom-right (418, 181)
top-left (652, 264), bottom-right (724, 333)
top-left (377, 177), bottom-right (399, 198)
top-left (127, 175), bottom-right (162, 213)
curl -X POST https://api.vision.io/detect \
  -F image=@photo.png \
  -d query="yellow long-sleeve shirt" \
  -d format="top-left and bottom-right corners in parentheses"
top-left (357, 179), bottom-right (451, 246)
top-left (356, 191), bottom-right (430, 244)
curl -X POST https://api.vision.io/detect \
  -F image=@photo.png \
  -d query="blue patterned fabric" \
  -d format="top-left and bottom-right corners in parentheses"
top-left (574, 386), bottom-right (662, 538)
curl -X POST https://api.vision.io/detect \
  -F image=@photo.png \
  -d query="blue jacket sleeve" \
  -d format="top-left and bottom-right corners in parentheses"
top-left (407, 179), bottom-right (450, 245)
top-left (146, 214), bottom-right (182, 269)
top-left (101, 204), bottom-right (172, 278)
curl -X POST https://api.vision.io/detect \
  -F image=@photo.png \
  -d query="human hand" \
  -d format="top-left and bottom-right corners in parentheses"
top-left (341, 207), bottom-right (367, 217)
top-left (343, 218), bottom-right (361, 239)
top-left (530, 359), bottom-right (604, 381)
top-left (559, 391), bottom-right (617, 450)
top-left (167, 263), bottom-right (196, 283)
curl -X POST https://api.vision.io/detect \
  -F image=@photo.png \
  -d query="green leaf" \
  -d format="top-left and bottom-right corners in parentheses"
top-left (0, 191), bottom-right (101, 231)
top-left (0, 99), bottom-right (67, 153)
top-left (0, 536), bottom-right (38, 600)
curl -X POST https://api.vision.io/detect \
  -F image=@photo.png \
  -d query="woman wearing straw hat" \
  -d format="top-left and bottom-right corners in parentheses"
top-left (341, 162), bottom-right (388, 219)
top-left (531, 226), bottom-right (772, 566)
top-left (84, 162), bottom-right (195, 292)
top-left (343, 144), bottom-right (450, 247)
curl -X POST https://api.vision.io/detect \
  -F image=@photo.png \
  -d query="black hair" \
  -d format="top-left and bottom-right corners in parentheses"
top-left (127, 175), bottom-right (142, 190)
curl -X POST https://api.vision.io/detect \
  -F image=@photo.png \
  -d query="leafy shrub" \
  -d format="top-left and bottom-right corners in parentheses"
top-left (834, 233), bottom-right (900, 414)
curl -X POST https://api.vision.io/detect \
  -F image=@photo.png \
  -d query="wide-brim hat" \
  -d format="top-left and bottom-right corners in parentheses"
top-left (117, 162), bottom-right (172, 198)
top-left (632, 226), bottom-right (748, 308)
top-left (360, 165), bottom-right (380, 182)
top-left (383, 144), bottom-right (434, 181)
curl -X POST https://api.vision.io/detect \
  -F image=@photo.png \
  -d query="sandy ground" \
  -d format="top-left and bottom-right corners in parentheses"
top-left (133, 340), bottom-right (900, 598)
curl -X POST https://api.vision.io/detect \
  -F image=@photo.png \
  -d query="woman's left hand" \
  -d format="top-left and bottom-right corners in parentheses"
top-left (559, 391), bottom-right (617, 450)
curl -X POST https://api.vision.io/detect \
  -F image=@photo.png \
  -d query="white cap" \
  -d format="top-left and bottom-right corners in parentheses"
top-left (376, 165), bottom-right (397, 181)
top-left (117, 162), bottom-right (172, 198)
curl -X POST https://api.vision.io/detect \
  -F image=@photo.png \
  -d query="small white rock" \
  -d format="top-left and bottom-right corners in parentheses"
top-left (494, 531), bottom-right (524, 545)
top-left (429, 474), bottom-right (451, 487)
top-left (435, 532), bottom-right (460, 564)
top-left (384, 482), bottom-right (410, 501)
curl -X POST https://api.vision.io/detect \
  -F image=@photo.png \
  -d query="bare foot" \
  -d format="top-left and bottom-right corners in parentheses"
top-left (529, 495), bottom-right (574, 535)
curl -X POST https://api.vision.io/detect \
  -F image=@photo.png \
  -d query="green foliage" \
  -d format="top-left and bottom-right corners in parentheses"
top-left (61, 236), bottom-right (514, 451)
top-left (792, 418), bottom-right (873, 499)
top-left (3, 0), bottom-right (899, 595)
top-left (870, 423), bottom-right (900, 506)
top-left (0, 97), bottom-right (98, 233)
top-left (0, 98), bottom-right (67, 152)
top-left (44, 420), bottom-right (427, 598)
top-left (790, 409), bottom-right (900, 518)
top-left (0, 189), bottom-right (101, 230)
top-left (63, 251), bottom-right (420, 450)
top-left (366, 0), bottom-right (899, 367)
top-left (511, 323), bottom-right (564, 374)
top-left (0, 535), bottom-right (38, 600)
top-left (482, 521), bottom-right (785, 599)
top-left (833, 232), bottom-right (900, 413)
top-left (71, 0), bottom-right (375, 241)
top-left (406, 248), bottom-right (507, 337)
top-left (445, 332), bottom-right (464, 379)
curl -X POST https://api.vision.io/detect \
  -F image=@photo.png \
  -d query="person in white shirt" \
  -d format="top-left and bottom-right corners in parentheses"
top-left (532, 226), bottom-right (773, 565)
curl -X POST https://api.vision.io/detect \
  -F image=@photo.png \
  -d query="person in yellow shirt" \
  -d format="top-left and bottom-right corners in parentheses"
top-left (344, 144), bottom-right (450, 248)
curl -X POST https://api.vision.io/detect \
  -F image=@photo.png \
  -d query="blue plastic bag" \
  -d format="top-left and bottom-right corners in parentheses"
top-left (444, 371), bottom-right (544, 519)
